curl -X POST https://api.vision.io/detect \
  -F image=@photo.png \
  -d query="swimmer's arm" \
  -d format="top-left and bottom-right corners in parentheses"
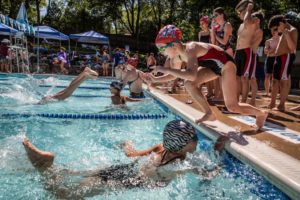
top-left (283, 27), bottom-right (298, 52)
top-left (150, 73), bottom-right (177, 83)
top-left (264, 40), bottom-right (271, 55)
top-left (123, 143), bottom-right (163, 157)
top-left (215, 23), bottom-right (232, 45)
top-left (244, 3), bottom-right (254, 26)
top-left (124, 96), bottom-right (142, 102)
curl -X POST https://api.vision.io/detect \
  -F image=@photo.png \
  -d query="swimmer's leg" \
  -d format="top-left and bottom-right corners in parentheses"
top-left (23, 138), bottom-right (54, 171)
top-left (222, 62), bottom-right (268, 131)
top-left (185, 67), bottom-right (218, 123)
top-left (23, 138), bottom-right (104, 199)
top-left (41, 67), bottom-right (98, 102)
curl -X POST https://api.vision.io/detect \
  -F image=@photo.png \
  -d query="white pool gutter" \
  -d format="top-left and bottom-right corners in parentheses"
top-left (149, 88), bottom-right (300, 200)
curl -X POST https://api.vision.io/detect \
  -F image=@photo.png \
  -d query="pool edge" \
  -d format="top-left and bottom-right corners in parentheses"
top-left (147, 87), bottom-right (300, 200)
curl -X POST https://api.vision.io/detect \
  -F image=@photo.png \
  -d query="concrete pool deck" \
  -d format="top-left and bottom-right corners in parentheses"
top-left (148, 86), bottom-right (300, 200)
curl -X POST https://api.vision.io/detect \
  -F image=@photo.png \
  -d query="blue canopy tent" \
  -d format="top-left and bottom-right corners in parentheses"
top-left (34, 26), bottom-right (69, 41)
top-left (33, 26), bottom-right (70, 71)
top-left (69, 30), bottom-right (109, 44)
top-left (0, 23), bottom-right (18, 35)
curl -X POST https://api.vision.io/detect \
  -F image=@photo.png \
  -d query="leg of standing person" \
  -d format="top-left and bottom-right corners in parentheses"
top-left (41, 67), bottom-right (98, 102)
top-left (264, 73), bottom-right (272, 96)
top-left (249, 54), bottom-right (258, 106)
top-left (277, 77), bottom-right (290, 111)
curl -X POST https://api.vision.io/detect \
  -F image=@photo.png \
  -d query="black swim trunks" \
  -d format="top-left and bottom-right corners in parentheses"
top-left (197, 48), bottom-right (235, 76)
top-left (234, 48), bottom-right (252, 77)
top-left (264, 56), bottom-right (276, 74)
top-left (130, 91), bottom-right (145, 98)
top-left (273, 53), bottom-right (295, 80)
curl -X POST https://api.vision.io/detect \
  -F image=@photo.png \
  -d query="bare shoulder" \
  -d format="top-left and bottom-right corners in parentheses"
top-left (225, 22), bottom-right (232, 29)
top-left (290, 26), bottom-right (298, 35)
top-left (186, 42), bottom-right (205, 53)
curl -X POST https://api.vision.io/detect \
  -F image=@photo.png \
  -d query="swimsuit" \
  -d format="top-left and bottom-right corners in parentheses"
top-left (128, 72), bottom-right (144, 98)
top-left (273, 53), bottom-right (295, 80)
top-left (197, 47), bottom-right (235, 75)
top-left (234, 48), bottom-right (252, 77)
top-left (94, 162), bottom-right (167, 188)
top-left (264, 56), bottom-right (276, 74)
top-left (199, 34), bottom-right (210, 43)
top-left (215, 23), bottom-right (233, 50)
top-left (249, 53), bottom-right (258, 79)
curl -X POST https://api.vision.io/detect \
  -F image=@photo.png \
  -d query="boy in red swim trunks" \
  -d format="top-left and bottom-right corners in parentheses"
top-left (267, 15), bottom-right (298, 111)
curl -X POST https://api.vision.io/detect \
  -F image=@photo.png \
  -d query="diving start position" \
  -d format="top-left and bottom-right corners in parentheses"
top-left (144, 25), bottom-right (268, 130)
top-left (22, 120), bottom-right (222, 199)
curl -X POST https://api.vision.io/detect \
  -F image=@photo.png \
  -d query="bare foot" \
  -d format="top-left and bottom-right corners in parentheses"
top-left (275, 105), bottom-right (285, 112)
top-left (267, 104), bottom-right (275, 109)
top-left (252, 111), bottom-right (268, 131)
top-left (195, 113), bottom-right (217, 124)
top-left (22, 138), bottom-right (54, 170)
top-left (84, 67), bottom-right (99, 79)
top-left (290, 105), bottom-right (300, 111)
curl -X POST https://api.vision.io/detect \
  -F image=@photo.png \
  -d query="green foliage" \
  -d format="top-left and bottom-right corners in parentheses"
top-left (1, 0), bottom-right (299, 51)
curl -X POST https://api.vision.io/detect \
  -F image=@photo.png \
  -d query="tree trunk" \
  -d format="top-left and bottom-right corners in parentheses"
top-left (135, 0), bottom-right (141, 50)
top-left (36, 0), bottom-right (41, 25)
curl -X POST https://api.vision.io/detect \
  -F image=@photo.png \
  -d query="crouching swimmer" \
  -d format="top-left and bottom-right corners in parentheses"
top-left (144, 25), bottom-right (268, 130)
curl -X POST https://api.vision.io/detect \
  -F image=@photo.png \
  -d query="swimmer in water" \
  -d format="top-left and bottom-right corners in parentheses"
top-left (39, 67), bottom-right (98, 103)
top-left (22, 120), bottom-right (224, 199)
top-left (109, 81), bottom-right (142, 105)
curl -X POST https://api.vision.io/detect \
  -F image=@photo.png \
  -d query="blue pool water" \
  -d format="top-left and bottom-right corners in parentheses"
top-left (0, 74), bottom-right (289, 199)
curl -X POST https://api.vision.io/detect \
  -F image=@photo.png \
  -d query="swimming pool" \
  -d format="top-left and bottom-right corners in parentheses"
top-left (0, 73), bottom-right (289, 199)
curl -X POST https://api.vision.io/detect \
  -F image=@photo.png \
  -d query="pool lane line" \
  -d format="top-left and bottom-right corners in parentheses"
top-left (1, 113), bottom-right (167, 120)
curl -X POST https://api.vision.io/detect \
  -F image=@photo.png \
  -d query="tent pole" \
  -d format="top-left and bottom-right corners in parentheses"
top-left (37, 26), bottom-right (40, 73)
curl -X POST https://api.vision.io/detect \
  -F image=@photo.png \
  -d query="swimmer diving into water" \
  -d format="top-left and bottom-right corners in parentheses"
top-left (39, 67), bottom-right (142, 106)
top-left (22, 120), bottom-right (223, 199)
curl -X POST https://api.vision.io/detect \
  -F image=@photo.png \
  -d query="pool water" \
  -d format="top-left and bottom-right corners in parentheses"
top-left (0, 74), bottom-right (289, 199)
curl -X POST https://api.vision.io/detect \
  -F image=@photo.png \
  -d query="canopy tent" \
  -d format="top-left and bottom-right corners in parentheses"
top-left (0, 14), bottom-right (34, 35)
top-left (0, 23), bottom-right (18, 35)
top-left (34, 26), bottom-right (69, 40)
top-left (69, 31), bottom-right (109, 44)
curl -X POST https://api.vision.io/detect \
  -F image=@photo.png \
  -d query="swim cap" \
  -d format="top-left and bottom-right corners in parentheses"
top-left (155, 25), bottom-right (183, 45)
top-left (200, 16), bottom-right (209, 24)
top-left (110, 81), bottom-right (123, 91)
top-left (163, 120), bottom-right (196, 152)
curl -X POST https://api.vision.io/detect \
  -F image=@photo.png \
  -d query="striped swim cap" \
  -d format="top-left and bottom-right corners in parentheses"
top-left (163, 120), bottom-right (196, 152)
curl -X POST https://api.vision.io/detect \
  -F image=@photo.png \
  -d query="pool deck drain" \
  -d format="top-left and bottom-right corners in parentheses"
top-left (148, 87), bottom-right (300, 200)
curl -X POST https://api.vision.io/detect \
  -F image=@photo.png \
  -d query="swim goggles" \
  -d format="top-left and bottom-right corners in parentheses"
top-left (158, 41), bottom-right (179, 52)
